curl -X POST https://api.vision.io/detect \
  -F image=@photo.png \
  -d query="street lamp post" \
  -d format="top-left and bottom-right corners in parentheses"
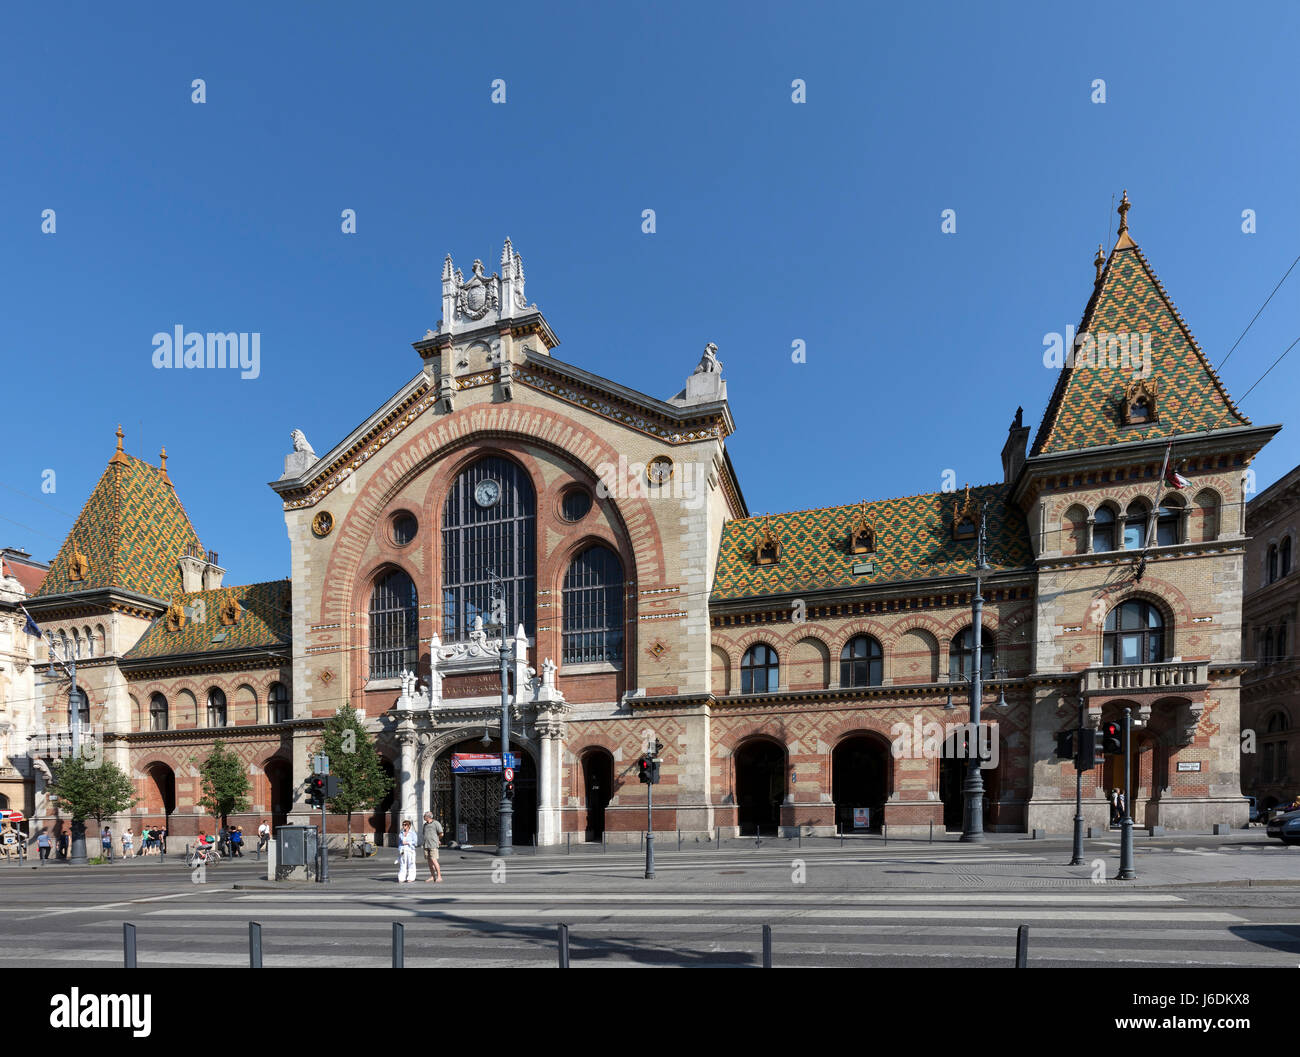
top-left (1116, 706), bottom-right (1136, 880)
top-left (488, 570), bottom-right (514, 858)
top-left (1069, 695), bottom-right (1086, 866)
top-left (47, 638), bottom-right (88, 865)
top-left (960, 501), bottom-right (990, 843)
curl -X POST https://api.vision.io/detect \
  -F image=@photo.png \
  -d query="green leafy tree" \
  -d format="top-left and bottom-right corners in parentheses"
top-left (49, 754), bottom-right (139, 833)
top-left (195, 740), bottom-right (250, 829)
top-left (319, 705), bottom-right (393, 853)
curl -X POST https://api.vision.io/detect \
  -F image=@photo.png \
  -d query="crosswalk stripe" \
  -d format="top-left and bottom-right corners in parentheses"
top-left (227, 891), bottom-right (1183, 904)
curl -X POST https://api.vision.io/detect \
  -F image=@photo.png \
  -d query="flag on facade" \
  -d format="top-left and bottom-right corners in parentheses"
top-left (1156, 439), bottom-right (1191, 490)
top-left (20, 606), bottom-right (41, 638)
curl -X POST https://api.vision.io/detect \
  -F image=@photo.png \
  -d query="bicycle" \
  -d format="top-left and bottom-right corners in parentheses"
top-left (185, 842), bottom-right (223, 868)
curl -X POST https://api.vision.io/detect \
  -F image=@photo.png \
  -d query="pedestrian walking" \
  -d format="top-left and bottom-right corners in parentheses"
top-left (57, 830), bottom-right (68, 860)
top-left (217, 824), bottom-right (229, 857)
top-left (421, 811), bottom-right (444, 883)
top-left (229, 826), bottom-right (243, 857)
top-left (122, 828), bottom-right (133, 858)
top-left (159, 827), bottom-right (167, 855)
top-left (1109, 788), bottom-right (1120, 826)
top-left (101, 826), bottom-right (113, 862)
top-left (396, 819), bottom-right (418, 883)
top-left (256, 819), bottom-right (270, 859)
top-left (37, 829), bottom-right (51, 861)
top-left (1117, 789), bottom-right (1127, 821)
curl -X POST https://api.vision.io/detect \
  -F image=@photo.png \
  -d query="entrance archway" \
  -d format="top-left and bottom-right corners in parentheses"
top-left (581, 749), bottom-right (614, 841)
top-left (832, 735), bottom-right (889, 833)
top-left (263, 758), bottom-right (292, 829)
top-left (735, 739), bottom-right (785, 835)
top-left (141, 764), bottom-right (175, 823)
top-left (430, 738), bottom-right (537, 847)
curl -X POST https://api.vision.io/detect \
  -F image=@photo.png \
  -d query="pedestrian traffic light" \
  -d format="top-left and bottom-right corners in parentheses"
top-left (1076, 728), bottom-right (1097, 767)
top-left (1101, 721), bottom-right (1123, 755)
top-left (648, 759), bottom-right (660, 784)
top-left (504, 780), bottom-right (515, 800)
top-left (306, 774), bottom-right (326, 807)
top-left (1055, 731), bottom-right (1075, 760)
top-left (324, 775), bottom-right (341, 798)
top-left (637, 754), bottom-right (652, 783)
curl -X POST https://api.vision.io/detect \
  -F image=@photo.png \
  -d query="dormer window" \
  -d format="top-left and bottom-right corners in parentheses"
top-left (952, 485), bottom-right (979, 541)
top-left (1122, 378), bottom-right (1159, 426)
top-left (848, 504), bottom-right (876, 554)
top-left (754, 520), bottom-right (781, 566)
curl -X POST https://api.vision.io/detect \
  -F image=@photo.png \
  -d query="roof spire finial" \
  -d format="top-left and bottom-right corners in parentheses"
top-left (1094, 243), bottom-right (1105, 282)
top-left (1117, 189), bottom-right (1131, 236)
top-left (159, 446), bottom-right (170, 482)
top-left (115, 424), bottom-right (124, 451)
top-left (109, 423), bottom-right (129, 465)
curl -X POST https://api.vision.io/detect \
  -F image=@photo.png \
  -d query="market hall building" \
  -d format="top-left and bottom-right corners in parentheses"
top-left (20, 201), bottom-right (1275, 843)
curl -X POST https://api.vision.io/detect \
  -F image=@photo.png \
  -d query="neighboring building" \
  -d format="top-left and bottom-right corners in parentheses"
top-left (0, 548), bottom-right (48, 817)
top-left (1241, 464), bottom-right (1300, 814)
top-left (26, 200), bottom-right (1278, 843)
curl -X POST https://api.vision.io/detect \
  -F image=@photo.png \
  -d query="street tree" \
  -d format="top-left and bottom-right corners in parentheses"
top-left (48, 754), bottom-right (139, 846)
top-left (319, 705), bottom-right (393, 854)
top-left (195, 740), bottom-right (250, 830)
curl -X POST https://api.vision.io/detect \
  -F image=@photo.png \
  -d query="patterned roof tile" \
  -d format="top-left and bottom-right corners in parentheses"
top-left (710, 484), bottom-right (1032, 603)
top-left (123, 581), bottom-right (292, 660)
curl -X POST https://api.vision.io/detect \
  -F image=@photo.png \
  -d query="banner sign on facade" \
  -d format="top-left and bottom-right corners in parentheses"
top-left (451, 753), bottom-right (520, 774)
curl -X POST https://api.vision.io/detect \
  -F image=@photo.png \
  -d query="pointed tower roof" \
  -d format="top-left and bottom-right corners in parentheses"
top-left (34, 429), bottom-right (204, 600)
top-left (1031, 192), bottom-right (1250, 456)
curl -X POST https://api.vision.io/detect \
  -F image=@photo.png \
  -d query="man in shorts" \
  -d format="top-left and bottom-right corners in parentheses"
top-left (421, 811), bottom-right (443, 882)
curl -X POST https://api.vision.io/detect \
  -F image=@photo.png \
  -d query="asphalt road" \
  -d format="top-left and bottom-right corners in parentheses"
top-left (3, 835), bottom-right (1299, 968)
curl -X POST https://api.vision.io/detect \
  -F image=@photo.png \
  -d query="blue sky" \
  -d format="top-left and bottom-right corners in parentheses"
top-left (2, 1), bottom-right (1298, 585)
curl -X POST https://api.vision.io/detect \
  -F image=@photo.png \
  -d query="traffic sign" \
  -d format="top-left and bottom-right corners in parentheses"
top-left (504, 767), bottom-right (514, 781)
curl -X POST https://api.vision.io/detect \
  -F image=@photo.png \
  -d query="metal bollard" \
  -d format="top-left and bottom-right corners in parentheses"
top-left (602, 830), bottom-right (606, 854)
top-left (123, 923), bottom-right (137, 968)
top-left (762, 924), bottom-right (773, 969)
top-left (566, 832), bottom-right (571, 855)
top-left (754, 826), bottom-right (760, 848)
top-left (392, 922), bottom-right (404, 968)
top-left (929, 820), bottom-right (934, 844)
top-left (557, 923), bottom-right (570, 968)
top-left (1015, 924), bottom-right (1029, 968)
top-left (677, 830), bottom-right (681, 852)
top-left (249, 922), bottom-right (263, 968)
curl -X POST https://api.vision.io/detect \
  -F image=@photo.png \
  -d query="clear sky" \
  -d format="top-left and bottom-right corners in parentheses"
top-left (2, 1), bottom-right (1298, 585)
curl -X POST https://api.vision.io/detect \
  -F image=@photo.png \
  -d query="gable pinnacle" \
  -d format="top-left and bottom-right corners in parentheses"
top-left (1117, 189), bottom-right (1131, 236)
top-left (109, 423), bottom-right (129, 465)
top-left (1094, 243), bottom-right (1105, 283)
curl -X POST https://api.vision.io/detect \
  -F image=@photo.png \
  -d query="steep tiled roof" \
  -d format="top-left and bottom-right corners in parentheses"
top-left (35, 449), bottom-right (203, 600)
top-left (1031, 236), bottom-right (1249, 456)
top-left (710, 484), bottom-right (1033, 603)
top-left (124, 581), bottom-right (291, 660)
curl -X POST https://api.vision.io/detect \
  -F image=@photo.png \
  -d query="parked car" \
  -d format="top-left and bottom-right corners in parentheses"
top-left (1265, 807), bottom-right (1300, 846)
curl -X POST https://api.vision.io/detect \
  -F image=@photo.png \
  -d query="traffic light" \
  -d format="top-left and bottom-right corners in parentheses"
top-left (1055, 731), bottom-right (1075, 760)
top-left (504, 780), bottom-right (515, 800)
top-left (306, 774), bottom-right (326, 807)
top-left (1101, 721), bottom-right (1123, 755)
top-left (637, 754), bottom-right (653, 784)
top-left (1076, 728), bottom-right (1097, 766)
top-left (648, 759), bottom-right (660, 785)
top-left (324, 775), bottom-right (341, 798)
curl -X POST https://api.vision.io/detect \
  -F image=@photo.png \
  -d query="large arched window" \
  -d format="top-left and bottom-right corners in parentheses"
top-left (69, 686), bottom-right (90, 728)
top-left (1155, 498), bottom-right (1182, 547)
top-left (206, 687), bottom-right (227, 728)
top-left (268, 682), bottom-right (290, 723)
top-left (369, 568), bottom-right (419, 680)
top-left (1283, 537), bottom-right (1293, 577)
top-left (1124, 501), bottom-right (1149, 550)
top-left (1093, 506), bottom-right (1116, 553)
top-left (840, 635), bottom-right (883, 688)
top-left (741, 644), bottom-right (780, 694)
top-left (562, 545), bottom-right (624, 664)
top-left (1103, 600), bottom-right (1165, 665)
top-left (950, 627), bottom-right (996, 679)
top-left (149, 692), bottom-right (169, 732)
top-left (1268, 544), bottom-right (1279, 584)
top-left (442, 456), bottom-right (536, 641)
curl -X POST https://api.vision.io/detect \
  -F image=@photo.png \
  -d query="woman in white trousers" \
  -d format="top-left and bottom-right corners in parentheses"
top-left (397, 819), bottom-right (418, 882)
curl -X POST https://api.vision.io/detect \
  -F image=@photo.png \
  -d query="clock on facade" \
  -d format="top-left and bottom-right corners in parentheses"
top-left (474, 479), bottom-right (502, 508)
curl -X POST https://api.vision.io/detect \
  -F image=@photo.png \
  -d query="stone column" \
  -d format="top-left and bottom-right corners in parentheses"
top-left (536, 716), bottom-right (565, 846)
top-left (397, 716), bottom-right (418, 825)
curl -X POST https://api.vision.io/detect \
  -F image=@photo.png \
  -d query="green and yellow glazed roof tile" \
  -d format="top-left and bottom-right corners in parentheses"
top-left (710, 483), bottom-right (1032, 603)
top-left (124, 581), bottom-right (292, 659)
top-left (35, 451), bottom-right (204, 600)
top-left (1031, 241), bottom-right (1249, 456)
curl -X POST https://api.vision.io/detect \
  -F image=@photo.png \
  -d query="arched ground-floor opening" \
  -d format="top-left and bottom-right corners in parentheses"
top-left (581, 748), bottom-right (614, 841)
top-left (940, 756), bottom-right (1000, 831)
top-left (735, 738), bottom-right (786, 836)
top-left (429, 738), bottom-right (537, 848)
top-left (141, 763), bottom-right (176, 822)
top-left (262, 758), bottom-right (292, 830)
top-left (831, 734), bottom-right (889, 833)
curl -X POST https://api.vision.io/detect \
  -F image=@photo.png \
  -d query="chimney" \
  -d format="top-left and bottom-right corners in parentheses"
top-left (1001, 407), bottom-right (1030, 484)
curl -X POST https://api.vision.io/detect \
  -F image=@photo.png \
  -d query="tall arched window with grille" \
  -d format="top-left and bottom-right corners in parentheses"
top-left (369, 569), bottom-right (419, 680)
top-left (950, 627), bottom-right (996, 679)
top-left (741, 644), bottom-right (780, 693)
top-left (149, 692), bottom-right (169, 732)
top-left (562, 545), bottom-right (624, 664)
top-left (442, 456), bottom-right (536, 641)
top-left (206, 687), bottom-right (227, 728)
top-left (1103, 599), bottom-right (1165, 665)
top-left (268, 682), bottom-right (290, 723)
top-left (840, 635), bottom-right (883, 687)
